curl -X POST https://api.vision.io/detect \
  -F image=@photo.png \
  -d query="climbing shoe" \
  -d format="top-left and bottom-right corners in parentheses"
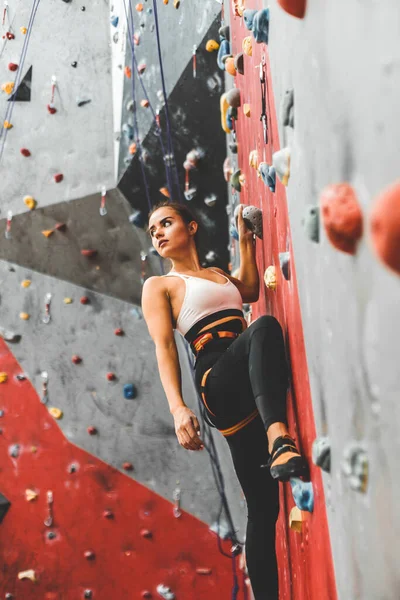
top-left (267, 435), bottom-right (309, 481)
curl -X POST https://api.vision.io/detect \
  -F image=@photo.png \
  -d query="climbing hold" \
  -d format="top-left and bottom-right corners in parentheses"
top-left (219, 25), bottom-right (230, 41)
top-left (114, 328), bottom-right (124, 336)
top-left (290, 478), bottom-right (314, 512)
top-left (54, 222), bottom-right (66, 232)
top-left (204, 194), bottom-right (217, 207)
top-left (129, 143), bottom-right (137, 155)
top-left (123, 462), bottom-right (134, 471)
top-left (229, 222), bottom-right (239, 241)
top-left (289, 506), bottom-right (303, 533)
top-left (249, 150), bottom-right (258, 169)
top-left (230, 169), bottom-right (243, 192)
top-left (124, 66), bottom-right (132, 79)
top-left (159, 187), bottom-right (170, 198)
top-left (21, 279), bottom-right (32, 288)
top-left (6, 32), bottom-right (15, 40)
top-left (234, 53), bottom-right (244, 75)
top-left (278, 0), bottom-right (307, 19)
top-left (234, 205), bottom-right (263, 239)
top-left (302, 205), bottom-right (320, 243)
top-left (3, 121), bottom-right (13, 129)
top-left (279, 251), bottom-right (290, 280)
top-left (103, 509), bottom-right (114, 519)
top-left (312, 436), bottom-right (331, 472)
top-left (71, 355), bottom-right (82, 364)
top-left (342, 443), bottom-right (368, 492)
top-left (48, 407), bottom-right (63, 419)
top-left (173, 0), bottom-right (180, 8)
top-left (107, 372), bottom-right (116, 381)
top-left (142, 592), bottom-right (152, 599)
top-left (217, 39), bottom-right (231, 70)
top-left (225, 57), bottom-right (236, 76)
top-left (47, 104), bottom-right (57, 114)
top-left (8, 63), bottom-right (18, 72)
top-left (1, 82), bottom-right (14, 95)
top-left (129, 210), bottom-right (145, 228)
top-left (243, 103), bottom-right (251, 117)
top-left (272, 147), bottom-right (291, 186)
top-left (243, 9), bottom-right (257, 31)
top-left (138, 63), bottom-right (146, 74)
top-left (264, 266), bottom-right (277, 290)
top-left (25, 489), bottom-right (38, 502)
top-left (24, 196), bottom-right (37, 210)
top-left (196, 568), bottom-right (212, 575)
top-left (20, 27), bottom-right (27, 34)
top-left (84, 551), bottom-right (95, 560)
top-left (136, 3), bottom-right (144, 11)
top-left (242, 36), bottom-right (253, 57)
top-left (229, 141), bottom-right (238, 154)
top-left (124, 383), bottom-right (137, 399)
top-left (122, 123), bottom-right (134, 141)
top-left (80, 296), bottom-right (90, 304)
top-left (9, 444), bottom-right (20, 457)
top-left (232, 0), bottom-right (245, 16)
top-left (226, 88), bottom-right (241, 108)
top-left (42, 230), bottom-right (54, 238)
top-left (206, 39), bottom-right (219, 52)
top-left (0, 373), bottom-right (8, 383)
top-left (81, 249), bottom-right (97, 257)
top-left (320, 183), bottom-right (363, 255)
top-left (18, 570), bottom-right (37, 582)
top-left (20, 312), bottom-right (30, 320)
top-left (110, 15), bottom-right (119, 27)
top-left (140, 528), bottom-right (152, 538)
top-left (251, 9), bottom-right (270, 44)
top-left (370, 181), bottom-right (400, 275)
top-left (77, 98), bottom-right (92, 108)
top-left (64, 298), bottom-right (73, 304)
top-left (71, 61), bottom-right (78, 68)
top-left (220, 93), bottom-right (231, 134)
top-left (20, 148), bottom-right (31, 157)
top-left (84, 591), bottom-right (93, 599)
top-left (156, 584), bottom-right (175, 600)
top-left (281, 89), bottom-right (294, 128)
top-left (141, 99), bottom-right (149, 108)
top-left (87, 426), bottom-right (97, 435)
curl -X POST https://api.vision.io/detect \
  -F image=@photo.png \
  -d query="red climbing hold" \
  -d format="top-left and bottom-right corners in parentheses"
top-left (87, 426), bottom-right (98, 435)
top-left (370, 181), bottom-right (400, 275)
top-left (141, 592), bottom-right (152, 599)
top-left (54, 222), bottom-right (67, 231)
top-left (20, 148), bottom-right (31, 157)
top-left (84, 550), bottom-right (95, 560)
top-left (140, 529), bottom-right (152, 538)
top-left (320, 183), bottom-right (363, 255)
top-left (71, 355), bottom-right (82, 364)
top-left (103, 510), bottom-right (114, 519)
top-left (81, 249), bottom-right (97, 257)
top-left (123, 462), bottom-right (134, 471)
top-left (277, 0), bottom-right (307, 19)
top-left (114, 328), bottom-right (124, 336)
top-left (47, 104), bottom-right (57, 114)
top-left (54, 173), bottom-right (64, 183)
top-left (80, 296), bottom-right (90, 305)
top-left (107, 372), bottom-right (116, 381)
top-left (8, 63), bottom-right (18, 71)
top-left (6, 32), bottom-right (15, 40)
top-left (124, 66), bottom-right (132, 79)
top-left (196, 568), bottom-right (212, 575)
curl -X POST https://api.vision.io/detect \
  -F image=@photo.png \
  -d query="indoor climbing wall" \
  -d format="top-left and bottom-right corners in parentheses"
top-left (221, 0), bottom-right (400, 599)
top-left (0, 0), bottom-right (248, 598)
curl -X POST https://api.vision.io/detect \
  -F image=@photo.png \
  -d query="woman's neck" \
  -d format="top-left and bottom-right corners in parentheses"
top-left (170, 248), bottom-right (202, 273)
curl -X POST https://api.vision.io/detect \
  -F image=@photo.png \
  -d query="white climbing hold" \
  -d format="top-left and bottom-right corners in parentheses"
top-left (272, 147), bottom-right (291, 186)
top-left (18, 569), bottom-right (37, 582)
top-left (156, 584), bottom-right (175, 599)
top-left (264, 266), bottom-right (277, 290)
top-left (234, 204), bottom-right (263, 239)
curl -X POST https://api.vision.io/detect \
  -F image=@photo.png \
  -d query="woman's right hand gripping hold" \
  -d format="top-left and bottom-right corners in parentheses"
top-left (142, 276), bottom-right (204, 452)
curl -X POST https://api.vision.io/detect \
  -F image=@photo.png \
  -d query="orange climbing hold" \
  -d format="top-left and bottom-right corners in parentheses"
top-left (206, 40), bottom-right (220, 52)
top-left (1, 82), bottom-right (14, 95)
top-left (225, 57), bottom-right (237, 76)
top-left (42, 230), bottom-right (54, 238)
top-left (124, 66), bottom-right (132, 79)
top-left (277, 0), bottom-right (307, 19)
top-left (370, 181), bottom-right (400, 275)
top-left (141, 99), bottom-right (149, 108)
top-left (3, 121), bottom-right (13, 129)
top-left (129, 143), bottom-right (137, 155)
top-left (242, 36), bottom-right (253, 57)
top-left (159, 187), bottom-right (170, 198)
top-left (320, 183), bottom-right (363, 255)
top-left (136, 3), bottom-right (144, 11)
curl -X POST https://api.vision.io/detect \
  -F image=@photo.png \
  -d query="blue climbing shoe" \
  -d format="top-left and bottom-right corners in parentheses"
top-left (267, 435), bottom-right (309, 482)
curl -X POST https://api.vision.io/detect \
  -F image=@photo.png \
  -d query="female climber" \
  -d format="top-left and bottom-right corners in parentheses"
top-left (142, 201), bottom-right (308, 600)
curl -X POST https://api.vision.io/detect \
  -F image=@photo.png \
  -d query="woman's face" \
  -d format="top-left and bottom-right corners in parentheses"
top-left (148, 208), bottom-right (195, 257)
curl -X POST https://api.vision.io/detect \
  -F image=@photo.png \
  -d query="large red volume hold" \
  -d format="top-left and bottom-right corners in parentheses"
top-left (277, 0), bottom-right (307, 19)
top-left (320, 183), bottom-right (363, 255)
top-left (370, 181), bottom-right (400, 275)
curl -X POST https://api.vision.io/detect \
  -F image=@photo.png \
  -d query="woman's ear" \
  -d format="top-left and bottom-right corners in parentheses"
top-left (189, 220), bottom-right (198, 236)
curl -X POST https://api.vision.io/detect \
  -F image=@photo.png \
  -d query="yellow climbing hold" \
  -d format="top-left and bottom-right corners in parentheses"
top-left (264, 266), bottom-right (277, 290)
top-left (18, 569), bottom-right (37, 582)
top-left (24, 196), bottom-right (37, 210)
top-left (1, 82), bottom-right (15, 95)
top-left (4, 121), bottom-right (13, 130)
top-left (289, 506), bottom-right (303, 533)
top-left (243, 103), bottom-right (251, 117)
top-left (64, 297), bottom-right (73, 304)
top-left (173, 0), bottom-right (180, 7)
top-left (249, 150), bottom-right (258, 169)
top-left (220, 93), bottom-right (231, 134)
top-left (206, 40), bottom-right (220, 52)
top-left (242, 36), bottom-right (253, 57)
top-left (42, 229), bottom-right (54, 238)
top-left (21, 279), bottom-right (31, 288)
top-left (0, 373), bottom-right (8, 383)
top-left (20, 312), bottom-right (30, 320)
top-left (30, 446), bottom-right (37, 453)
top-left (49, 407), bottom-right (63, 419)
top-left (20, 26), bottom-right (27, 34)
top-left (25, 489), bottom-right (38, 502)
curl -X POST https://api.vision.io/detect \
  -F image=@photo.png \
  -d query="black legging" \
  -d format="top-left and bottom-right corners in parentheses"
top-left (194, 315), bottom-right (289, 600)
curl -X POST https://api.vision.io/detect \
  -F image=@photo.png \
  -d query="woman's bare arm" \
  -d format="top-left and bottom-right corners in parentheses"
top-left (141, 276), bottom-right (204, 451)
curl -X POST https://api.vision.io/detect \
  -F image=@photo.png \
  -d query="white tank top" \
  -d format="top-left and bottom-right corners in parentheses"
top-left (164, 269), bottom-right (243, 336)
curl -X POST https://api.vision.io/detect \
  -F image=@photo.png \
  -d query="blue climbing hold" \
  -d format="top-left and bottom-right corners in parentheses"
top-left (290, 477), bottom-right (314, 513)
top-left (252, 8), bottom-right (270, 44)
top-left (229, 222), bottom-right (239, 241)
top-left (110, 15), bottom-right (119, 27)
top-left (259, 162), bottom-right (276, 193)
top-left (217, 39), bottom-right (231, 70)
top-left (129, 210), bottom-right (145, 228)
top-left (124, 383), bottom-right (137, 400)
top-left (122, 123), bottom-right (134, 141)
top-left (243, 9), bottom-right (257, 31)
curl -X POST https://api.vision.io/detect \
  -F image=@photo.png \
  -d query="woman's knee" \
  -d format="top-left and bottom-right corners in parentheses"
top-left (250, 315), bottom-right (283, 336)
